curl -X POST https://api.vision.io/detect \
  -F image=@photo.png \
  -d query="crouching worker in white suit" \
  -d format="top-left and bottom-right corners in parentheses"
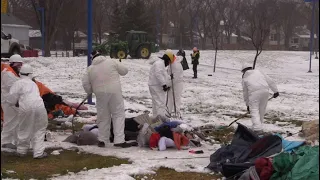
top-left (1, 54), bottom-right (24, 149)
top-left (166, 49), bottom-right (184, 117)
top-left (82, 51), bottom-right (131, 148)
top-left (148, 51), bottom-right (171, 118)
top-left (241, 64), bottom-right (279, 131)
top-left (6, 64), bottom-right (48, 158)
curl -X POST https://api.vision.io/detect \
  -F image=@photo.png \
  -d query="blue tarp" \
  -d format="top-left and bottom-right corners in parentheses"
top-left (154, 121), bottom-right (181, 132)
top-left (276, 134), bottom-right (305, 152)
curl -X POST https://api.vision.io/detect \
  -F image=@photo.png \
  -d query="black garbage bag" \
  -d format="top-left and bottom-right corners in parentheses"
top-left (207, 123), bottom-right (282, 178)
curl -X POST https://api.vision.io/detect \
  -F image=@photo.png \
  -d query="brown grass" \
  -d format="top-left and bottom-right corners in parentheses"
top-left (133, 167), bottom-right (223, 180)
top-left (1, 148), bottom-right (130, 179)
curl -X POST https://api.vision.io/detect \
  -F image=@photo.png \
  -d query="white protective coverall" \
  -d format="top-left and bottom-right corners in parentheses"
top-left (82, 56), bottom-right (128, 144)
top-left (242, 69), bottom-right (278, 130)
top-left (166, 56), bottom-right (184, 117)
top-left (6, 75), bottom-right (48, 157)
top-left (148, 59), bottom-right (170, 118)
top-left (1, 67), bottom-right (20, 146)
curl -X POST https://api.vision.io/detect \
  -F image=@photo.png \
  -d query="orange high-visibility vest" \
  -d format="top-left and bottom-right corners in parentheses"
top-left (34, 80), bottom-right (54, 97)
top-left (1, 63), bottom-right (19, 122)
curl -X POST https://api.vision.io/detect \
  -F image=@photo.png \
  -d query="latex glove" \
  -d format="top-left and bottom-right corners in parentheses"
top-left (273, 92), bottom-right (279, 98)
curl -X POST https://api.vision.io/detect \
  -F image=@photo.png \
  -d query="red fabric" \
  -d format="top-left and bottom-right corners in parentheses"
top-left (149, 133), bottom-right (161, 148)
top-left (255, 157), bottom-right (274, 180)
top-left (32, 50), bottom-right (39, 57)
top-left (173, 132), bottom-right (189, 150)
top-left (65, 102), bottom-right (88, 110)
top-left (22, 50), bottom-right (31, 57)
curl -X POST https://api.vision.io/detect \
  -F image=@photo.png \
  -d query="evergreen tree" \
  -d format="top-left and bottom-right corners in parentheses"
top-left (110, 0), bottom-right (155, 38)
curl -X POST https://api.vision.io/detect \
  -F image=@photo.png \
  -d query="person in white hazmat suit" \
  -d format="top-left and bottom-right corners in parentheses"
top-left (82, 51), bottom-right (131, 148)
top-left (6, 64), bottom-right (48, 158)
top-left (165, 49), bottom-right (184, 117)
top-left (241, 64), bottom-right (279, 130)
top-left (1, 54), bottom-right (24, 149)
top-left (148, 51), bottom-right (172, 118)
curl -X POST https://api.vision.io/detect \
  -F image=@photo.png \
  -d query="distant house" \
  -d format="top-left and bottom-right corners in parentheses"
top-left (1, 14), bottom-right (31, 45)
top-left (267, 25), bottom-right (318, 50)
top-left (29, 29), bottom-right (42, 49)
top-left (290, 26), bottom-right (318, 50)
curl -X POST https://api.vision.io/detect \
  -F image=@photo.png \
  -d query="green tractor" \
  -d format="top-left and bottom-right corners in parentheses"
top-left (110, 30), bottom-right (153, 59)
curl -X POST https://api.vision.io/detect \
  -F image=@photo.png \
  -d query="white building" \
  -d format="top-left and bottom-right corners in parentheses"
top-left (1, 14), bottom-right (31, 45)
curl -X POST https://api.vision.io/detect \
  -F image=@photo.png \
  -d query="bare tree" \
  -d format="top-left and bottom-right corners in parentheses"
top-left (217, 0), bottom-right (244, 45)
top-left (171, 0), bottom-right (189, 49)
top-left (243, 0), bottom-right (278, 69)
top-left (29, 0), bottom-right (71, 56)
top-left (207, 0), bottom-right (222, 72)
top-left (277, 0), bottom-right (305, 50)
top-left (187, 0), bottom-right (210, 50)
top-left (58, 0), bottom-right (86, 55)
top-left (93, 0), bottom-right (109, 44)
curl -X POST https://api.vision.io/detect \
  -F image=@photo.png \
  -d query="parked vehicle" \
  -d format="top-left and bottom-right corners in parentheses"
top-left (109, 30), bottom-right (155, 59)
top-left (1, 30), bottom-right (20, 57)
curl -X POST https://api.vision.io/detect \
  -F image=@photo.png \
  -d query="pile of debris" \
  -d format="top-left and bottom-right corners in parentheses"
top-left (301, 119), bottom-right (319, 144)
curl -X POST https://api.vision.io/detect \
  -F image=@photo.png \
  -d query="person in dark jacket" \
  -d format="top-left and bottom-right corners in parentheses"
top-left (191, 47), bottom-right (200, 78)
top-left (177, 49), bottom-right (189, 71)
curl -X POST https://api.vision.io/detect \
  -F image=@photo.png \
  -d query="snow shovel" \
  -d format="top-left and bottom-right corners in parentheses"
top-left (71, 95), bottom-right (90, 134)
top-left (227, 112), bottom-right (250, 127)
top-left (225, 96), bottom-right (274, 128)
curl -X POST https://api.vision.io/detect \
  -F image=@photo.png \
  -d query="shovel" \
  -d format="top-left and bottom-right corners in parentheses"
top-left (71, 95), bottom-right (90, 134)
top-left (223, 96), bottom-right (275, 128)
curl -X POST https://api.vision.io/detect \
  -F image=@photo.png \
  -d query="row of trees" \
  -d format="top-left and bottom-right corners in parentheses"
top-left (8, 0), bottom-right (319, 59)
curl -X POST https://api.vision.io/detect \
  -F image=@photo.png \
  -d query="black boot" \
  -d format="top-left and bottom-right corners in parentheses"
top-left (98, 141), bottom-right (105, 147)
top-left (114, 142), bottom-right (132, 148)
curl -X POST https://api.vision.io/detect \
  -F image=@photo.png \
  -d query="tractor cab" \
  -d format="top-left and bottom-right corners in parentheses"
top-left (110, 30), bottom-right (152, 59)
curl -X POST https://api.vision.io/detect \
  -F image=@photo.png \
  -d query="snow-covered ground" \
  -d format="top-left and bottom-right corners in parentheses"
top-left (19, 50), bottom-right (319, 179)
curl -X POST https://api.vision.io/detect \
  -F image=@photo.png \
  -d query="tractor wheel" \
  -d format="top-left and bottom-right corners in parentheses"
top-left (137, 45), bottom-right (151, 59)
top-left (116, 50), bottom-right (127, 59)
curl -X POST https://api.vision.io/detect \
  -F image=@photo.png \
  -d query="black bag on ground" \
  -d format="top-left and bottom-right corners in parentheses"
top-left (110, 117), bottom-right (141, 142)
top-left (207, 123), bottom-right (282, 178)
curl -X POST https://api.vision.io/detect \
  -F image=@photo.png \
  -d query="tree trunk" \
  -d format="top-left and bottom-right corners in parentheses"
top-left (214, 37), bottom-right (218, 73)
top-left (44, 33), bottom-right (51, 57)
top-left (190, 19), bottom-right (194, 48)
top-left (227, 33), bottom-right (231, 45)
top-left (284, 34), bottom-right (290, 50)
top-left (44, 41), bottom-right (51, 57)
top-left (72, 33), bottom-right (75, 57)
top-left (253, 49), bottom-right (259, 69)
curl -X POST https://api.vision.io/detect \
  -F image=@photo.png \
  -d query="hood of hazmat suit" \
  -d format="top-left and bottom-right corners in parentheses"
top-left (148, 59), bottom-right (170, 86)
